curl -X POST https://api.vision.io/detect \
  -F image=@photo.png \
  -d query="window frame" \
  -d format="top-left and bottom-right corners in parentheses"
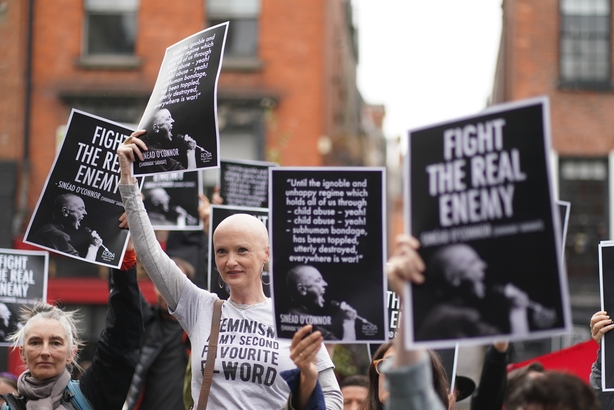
top-left (558, 0), bottom-right (612, 89)
top-left (79, 0), bottom-right (141, 68)
top-left (206, 0), bottom-right (262, 71)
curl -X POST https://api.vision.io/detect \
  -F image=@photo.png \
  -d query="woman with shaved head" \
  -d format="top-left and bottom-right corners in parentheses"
top-left (117, 131), bottom-right (342, 410)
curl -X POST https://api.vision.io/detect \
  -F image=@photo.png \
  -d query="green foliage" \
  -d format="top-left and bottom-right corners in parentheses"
top-left (332, 344), bottom-right (358, 377)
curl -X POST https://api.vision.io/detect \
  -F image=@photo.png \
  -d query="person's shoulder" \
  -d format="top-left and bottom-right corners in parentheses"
top-left (65, 379), bottom-right (94, 410)
top-left (177, 283), bottom-right (216, 311)
top-left (1, 393), bottom-right (25, 410)
top-left (33, 222), bottom-right (65, 236)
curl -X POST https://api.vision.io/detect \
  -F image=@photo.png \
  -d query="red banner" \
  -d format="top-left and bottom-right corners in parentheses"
top-left (507, 340), bottom-right (598, 383)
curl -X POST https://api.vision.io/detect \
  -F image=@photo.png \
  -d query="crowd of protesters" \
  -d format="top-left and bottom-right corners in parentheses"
top-left (0, 129), bottom-right (609, 410)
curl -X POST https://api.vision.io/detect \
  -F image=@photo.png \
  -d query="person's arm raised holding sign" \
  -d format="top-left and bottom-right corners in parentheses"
top-left (117, 131), bottom-right (342, 410)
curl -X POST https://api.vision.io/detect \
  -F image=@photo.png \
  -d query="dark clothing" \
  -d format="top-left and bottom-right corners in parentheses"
top-left (590, 348), bottom-right (614, 410)
top-left (2, 267), bottom-right (143, 410)
top-left (79, 266), bottom-right (143, 410)
top-left (139, 134), bottom-right (190, 172)
top-left (417, 289), bottom-right (519, 341)
top-left (281, 368), bottom-right (326, 410)
top-left (166, 230), bottom-right (208, 289)
top-left (418, 298), bottom-right (500, 341)
top-left (29, 223), bottom-right (79, 256)
top-left (288, 303), bottom-right (353, 341)
top-left (471, 346), bottom-right (508, 410)
top-left (125, 298), bottom-right (189, 410)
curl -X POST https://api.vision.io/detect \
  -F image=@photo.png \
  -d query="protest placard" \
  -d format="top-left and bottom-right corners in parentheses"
top-left (0, 248), bottom-right (48, 346)
top-left (557, 200), bottom-right (571, 256)
top-left (208, 205), bottom-right (269, 299)
top-left (600, 241), bottom-right (614, 391)
top-left (133, 23), bottom-right (228, 175)
top-left (386, 288), bottom-right (402, 340)
top-left (405, 97), bottom-right (570, 348)
top-left (24, 110), bottom-right (137, 268)
top-left (142, 170), bottom-right (203, 231)
top-left (219, 159), bottom-right (278, 208)
top-left (270, 167), bottom-right (387, 343)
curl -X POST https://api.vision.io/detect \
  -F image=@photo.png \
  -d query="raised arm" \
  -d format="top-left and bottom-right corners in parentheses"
top-left (78, 251), bottom-right (143, 410)
top-left (284, 325), bottom-right (342, 410)
top-left (117, 131), bottom-right (191, 310)
top-left (384, 234), bottom-right (446, 410)
top-left (470, 342), bottom-right (509, 410)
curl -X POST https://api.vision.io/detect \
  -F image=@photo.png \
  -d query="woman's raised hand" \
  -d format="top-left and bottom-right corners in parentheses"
top-left (290, 325), bottom-right (323, 410)
top-left (117, 130), bottom-right (148, 184)
top-left (591, 310), bottom-right (614, 343)
top-left (386, 234), bottom-right (425, 294)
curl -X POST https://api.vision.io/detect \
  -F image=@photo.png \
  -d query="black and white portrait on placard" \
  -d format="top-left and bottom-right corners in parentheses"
top-left (415, 243), bottom-right (557, 341)
top-left (139, 108), bottom-right (213, 173)
top-left (141, 171), bottom-right (203, 231)
top-left (28, 192), bottom-right (104, 261)
top-left (284, 264), bottom-right (369, 342)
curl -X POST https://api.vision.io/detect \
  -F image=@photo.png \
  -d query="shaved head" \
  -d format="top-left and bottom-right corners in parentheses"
top-left (213, 214), bottom-right (270, 294)
top-left (214, 214), bottom-right (269, 248)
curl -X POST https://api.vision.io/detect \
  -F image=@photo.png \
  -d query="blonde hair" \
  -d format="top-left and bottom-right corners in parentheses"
top-left (8, 302), bottom-right (83, 373)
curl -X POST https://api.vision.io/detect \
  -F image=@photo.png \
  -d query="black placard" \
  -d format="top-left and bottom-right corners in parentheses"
top-left (24, 110), bottom-right (138, 268)
top-left (0, 249), bottom-right (48, 345)
top-left (270, 167), bottom-right (387, 343)
top-left (405, 97), bottom-right (570, 348)
top-left (600, 241), bottom-right (614, 391)
top-left (219, 159), bottom-right (278, 208)
top-left (133, 23), bottom-right (228, 175)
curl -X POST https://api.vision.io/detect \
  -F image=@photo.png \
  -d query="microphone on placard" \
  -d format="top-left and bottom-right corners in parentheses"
top-left (330, 300), bottom-right (374, 326)
top-left (490, 284), bottom-right (557, 328)
top-left (84, 227), bottom-right (110, 252)
top-left (174, 206), bottom-right (198, 225)
top-left (177, 134), bottom-right (206, 152)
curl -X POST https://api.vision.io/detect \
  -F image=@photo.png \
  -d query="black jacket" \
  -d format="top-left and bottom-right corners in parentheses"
top-left (471, 345), bottom-right (508, 410)
top-left (125, 295), bottom-right (189, 410)
top-left (2, 267), bottom-right (143, 410)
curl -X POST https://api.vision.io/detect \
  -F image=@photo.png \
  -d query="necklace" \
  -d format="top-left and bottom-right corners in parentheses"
top-left (228, 299), bottom-right (266, 311)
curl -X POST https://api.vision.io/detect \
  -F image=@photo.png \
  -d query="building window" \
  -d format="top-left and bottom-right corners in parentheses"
top-left (84, 0), bottom-right (138, 56)
top-left (207, 0), bottom-right (260, 58)
top-left (560, 0), bottom-right (611, 86)
top-left (559, 158), bottom-right (609, 283)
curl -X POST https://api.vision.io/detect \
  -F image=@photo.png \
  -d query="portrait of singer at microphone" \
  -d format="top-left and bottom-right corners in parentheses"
top-left (416, 243), bottom-right (558, 341)
top-left (141, 108), bottom-right (212, 171)
top-left (143, 187), bottom-right (199, 227)
top-left (286, 264), bottom-right (370, 341)
top-left (29, 193), bottom-right (104, 261)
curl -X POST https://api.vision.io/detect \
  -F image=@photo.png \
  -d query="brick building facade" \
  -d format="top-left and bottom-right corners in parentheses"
top-left (492, 0), bottom-right (614, 350)
top-left (1, 0), bottom-right (379, 259)
top-left (0, 0), bottom-right (383, 369)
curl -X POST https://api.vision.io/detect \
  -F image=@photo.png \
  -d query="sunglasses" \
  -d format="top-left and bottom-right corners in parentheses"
top-left (373, 355), bottom-right (394, 375)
